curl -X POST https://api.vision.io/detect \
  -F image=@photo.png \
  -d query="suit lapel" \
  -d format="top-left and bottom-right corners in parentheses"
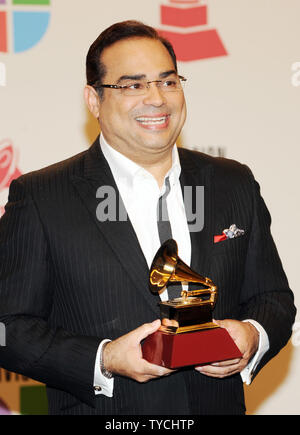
top-left (179, 149), bottom-right (214, 276)
top-left (71, 138), bottom-right (160, 316)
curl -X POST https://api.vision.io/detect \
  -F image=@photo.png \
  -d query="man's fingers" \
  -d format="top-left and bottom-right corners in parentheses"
top-left (144, 361), bottom-right (172, 376)
top-left (142, 360), bottom-right (174, 378)
top-left (210, 358), bottom-right (241, 366)
top-left (132, 359), bottom-right (174, 383)
top-left (135, 319), bottom-right (161, 342)
top-left (194, 358), bottom-right (241, 371)
top-left (194, 319), bottom-right (260, 380)
top-left (103, 320), bottom-right (176, 383)
top-left (195, 361), bottom-right (242, 378)
top-left (213, 318), bottom-right (233, 332)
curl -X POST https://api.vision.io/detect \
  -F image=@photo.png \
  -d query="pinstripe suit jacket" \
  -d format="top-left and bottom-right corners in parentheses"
top-left (0, 137), bottom-right (296, 415)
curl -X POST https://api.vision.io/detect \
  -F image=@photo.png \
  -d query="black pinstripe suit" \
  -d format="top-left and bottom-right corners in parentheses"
top-left (0, 137), bottom-right (296, 414)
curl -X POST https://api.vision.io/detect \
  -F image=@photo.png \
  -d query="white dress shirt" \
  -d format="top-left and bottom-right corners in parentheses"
top-left (93, 133), bottom-right (269, 396)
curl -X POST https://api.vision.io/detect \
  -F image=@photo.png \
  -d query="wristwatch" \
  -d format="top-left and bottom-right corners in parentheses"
top-left (100, 341), bottom-right (113, 379)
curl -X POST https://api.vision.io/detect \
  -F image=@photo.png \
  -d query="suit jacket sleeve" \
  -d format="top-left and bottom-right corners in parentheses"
top-left (0, 178), bottom-right (100, 408)
top-left (238, 166), bottom-right (296, 377)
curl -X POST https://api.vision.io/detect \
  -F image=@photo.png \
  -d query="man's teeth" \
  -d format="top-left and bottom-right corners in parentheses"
top-left (136, 116), bottom-right (168, 125)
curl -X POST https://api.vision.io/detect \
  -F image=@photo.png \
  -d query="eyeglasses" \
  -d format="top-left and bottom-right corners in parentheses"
top-left (93, 75), bottom-right (187, 96)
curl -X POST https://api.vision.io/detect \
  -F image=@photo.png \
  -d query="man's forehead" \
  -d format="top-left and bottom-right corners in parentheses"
top-left (101, 37), bottom-right (175, 80)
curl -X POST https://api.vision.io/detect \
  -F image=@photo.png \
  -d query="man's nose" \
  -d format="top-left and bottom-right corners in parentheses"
top-left (142, 83), bottom-right (166, 106)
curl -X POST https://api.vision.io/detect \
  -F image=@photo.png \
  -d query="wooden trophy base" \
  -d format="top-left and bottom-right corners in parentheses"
top-left (142, 327), bottom-right (242, 369)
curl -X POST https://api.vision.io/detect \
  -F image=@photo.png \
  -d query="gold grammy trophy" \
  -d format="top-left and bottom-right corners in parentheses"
top-left (142, 239), bottom-right (242, 368)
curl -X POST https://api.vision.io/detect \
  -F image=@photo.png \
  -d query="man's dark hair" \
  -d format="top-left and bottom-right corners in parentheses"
top-left (86, 20), bottom-right (178, 98)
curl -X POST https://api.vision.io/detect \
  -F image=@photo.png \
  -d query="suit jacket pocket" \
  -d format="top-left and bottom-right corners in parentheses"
top-left (212, 234), bottom-right (248, 257)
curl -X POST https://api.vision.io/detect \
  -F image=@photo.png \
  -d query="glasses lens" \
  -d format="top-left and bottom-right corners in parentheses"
top-left (122, 82), bottom-right (146, 96)
top-left (161, 78), bottom-right (181, 92)
top-left (121, 77), bottom-right (186, 96)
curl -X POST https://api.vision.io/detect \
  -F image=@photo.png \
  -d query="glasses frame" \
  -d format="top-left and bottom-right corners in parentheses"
top-left (92, 75), bottom-right (187, 95)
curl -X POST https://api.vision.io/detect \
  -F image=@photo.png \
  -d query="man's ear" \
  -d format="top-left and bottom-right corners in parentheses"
top-left (84, 85), bottom-right (101, 119)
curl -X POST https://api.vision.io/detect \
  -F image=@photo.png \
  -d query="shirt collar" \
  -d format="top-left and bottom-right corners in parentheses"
top-left (99, 133), bottom-right (181, 190)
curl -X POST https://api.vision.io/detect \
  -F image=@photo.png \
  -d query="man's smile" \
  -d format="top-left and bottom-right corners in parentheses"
top-left (135, 114), bottom-right (170, 130)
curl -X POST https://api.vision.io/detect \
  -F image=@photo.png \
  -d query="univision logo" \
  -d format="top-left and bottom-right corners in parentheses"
top-left (0, 0), bottom-right (50, 53)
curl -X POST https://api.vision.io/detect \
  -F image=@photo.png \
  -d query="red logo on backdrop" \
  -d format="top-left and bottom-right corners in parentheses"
top-left (0, 140), bottom-right (22, 217)
top-left (158, 0), bottom-right (227, 61)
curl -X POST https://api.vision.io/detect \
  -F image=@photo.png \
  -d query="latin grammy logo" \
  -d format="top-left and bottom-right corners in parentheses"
top-left (158, 0), bottom-right (227, 61)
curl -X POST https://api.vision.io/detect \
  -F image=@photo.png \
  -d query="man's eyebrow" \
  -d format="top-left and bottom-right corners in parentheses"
top-left (159, 70), bottom-right (177, 78)
top-left (117, 74), bottom-right (146, 83)
top-left (116, 70), bottom-right (177, 83)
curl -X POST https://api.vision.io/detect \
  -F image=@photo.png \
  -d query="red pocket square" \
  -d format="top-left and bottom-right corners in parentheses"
top-left (214, 225), bottom-right (245, 243)
top-left (214, 234), bottom-right (227, 243)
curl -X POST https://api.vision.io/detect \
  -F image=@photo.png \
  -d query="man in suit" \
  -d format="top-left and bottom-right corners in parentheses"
top-left (0, 21), bottom-right (296, 415)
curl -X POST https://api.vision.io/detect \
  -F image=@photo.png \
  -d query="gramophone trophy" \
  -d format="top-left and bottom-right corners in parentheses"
top-left (142, 239), bottom-right (242, 368)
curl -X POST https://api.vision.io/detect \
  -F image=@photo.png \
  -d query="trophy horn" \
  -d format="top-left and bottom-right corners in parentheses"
top-left (149, 239), bottom-right (217, 307)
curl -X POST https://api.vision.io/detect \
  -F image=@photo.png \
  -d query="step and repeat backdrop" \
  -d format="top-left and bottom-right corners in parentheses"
top-left (0, 0), bottom-right (299, 415)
